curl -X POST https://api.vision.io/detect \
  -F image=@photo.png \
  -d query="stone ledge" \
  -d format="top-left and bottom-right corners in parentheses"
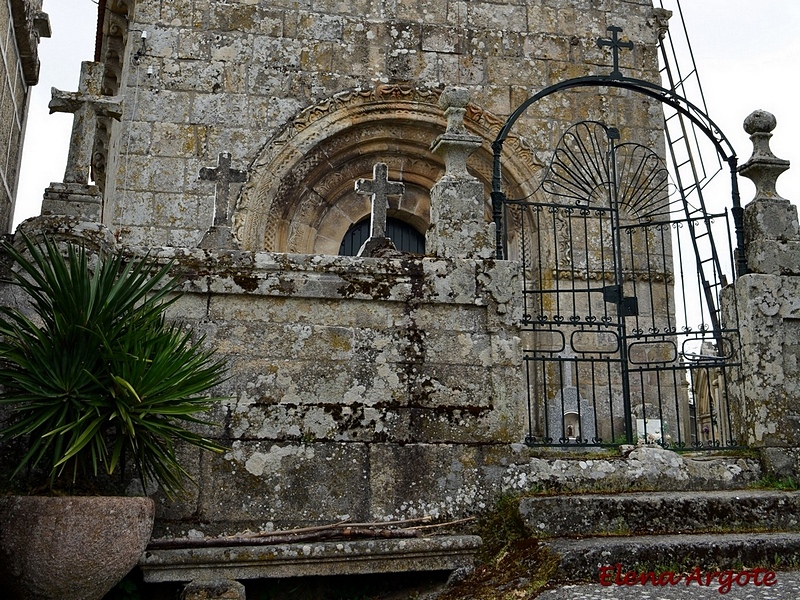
top-left (521, 490), bottom-right (800, 538)
top-left (549, 532), bottom-right (800, 580)
top-left (139, 535), bottom-right (481, 583)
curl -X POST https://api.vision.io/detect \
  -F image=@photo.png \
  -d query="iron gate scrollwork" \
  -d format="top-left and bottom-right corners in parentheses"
top-left (506, 121), bottom-right (740, 449)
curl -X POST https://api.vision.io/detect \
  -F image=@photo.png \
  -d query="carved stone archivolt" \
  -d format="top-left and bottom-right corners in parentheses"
top-left (234, 84), bottom-right (541, 253)
top-left (95, 0), bottom-right (135, 195)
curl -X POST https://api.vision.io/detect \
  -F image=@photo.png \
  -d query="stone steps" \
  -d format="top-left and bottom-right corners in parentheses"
top-left (548, 532), bottom-right (800, 580)
top-left (519, 490), bottom-right (800, 581)
top-left (520, 490), bottom-right (800, 538)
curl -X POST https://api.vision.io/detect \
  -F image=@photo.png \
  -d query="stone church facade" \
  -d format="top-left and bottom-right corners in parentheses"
top-left (7, 0), bottom-right (800, 595)
top-left (21, 0), bottom-right (680, 541)
top-left (89, 0), bottom-right (666, 251)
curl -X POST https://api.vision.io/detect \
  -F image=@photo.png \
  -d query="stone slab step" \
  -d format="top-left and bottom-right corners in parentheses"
top-left (139, 535), bottom-right (481, 583)
top-left (546, 532), bottom-right (800, 581)
top-left (520, 490), bottom-right (800, 538)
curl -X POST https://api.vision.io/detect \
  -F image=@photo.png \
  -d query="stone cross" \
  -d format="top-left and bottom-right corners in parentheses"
top-left (355, 163), bottom-right (404, 245)
top-left (49, 61), bottom-right (122, 184)
top-left (597, 26), bottom-right (633, 79)
top-left (200, 152), bottom-right (247, 227)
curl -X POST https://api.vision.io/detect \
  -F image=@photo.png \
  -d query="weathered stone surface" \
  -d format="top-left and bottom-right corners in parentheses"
top-left (181, 579), bottom-right (245, 600)
top-left (501, 446), bottom-right (761, 494)
top-left (521, 490), bottom-right (800, 538)
top-left (761, 447), bottom-right (800, 480)
top-left (0, 1), bottom-right (49, 233)
top-left (9, 0), bottom-right (50, 86)
top-left (49, 61), bottom-right (122, 185)
top-left (0, 496), bottom-right (154, 600)
top-left (727, 274), bottom-right (800, 446)
top-left (93, 0), bottom-right (662, 249)
top-left (141, 536), bottom-right (482, 583)
top-left (41, 182), bottom-right (102, 221)
top-left (550, 532), bottom-right (800, 581)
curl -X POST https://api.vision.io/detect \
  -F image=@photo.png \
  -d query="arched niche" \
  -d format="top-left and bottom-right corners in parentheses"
top-left (234, 85), bottom-right (541, 254)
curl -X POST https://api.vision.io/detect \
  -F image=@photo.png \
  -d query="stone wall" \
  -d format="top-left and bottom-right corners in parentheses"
top-left (104, 242), bottom-right (524, 535)
top-left (99, 0), bottom-right (666, 249)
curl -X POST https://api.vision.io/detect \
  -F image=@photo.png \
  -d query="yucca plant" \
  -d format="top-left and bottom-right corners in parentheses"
top-left (0, 236), bottom-right (227, 499)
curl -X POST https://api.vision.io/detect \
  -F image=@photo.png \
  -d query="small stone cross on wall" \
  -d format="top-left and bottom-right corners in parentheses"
top-left (49, 61), bottom-right (122, 184)
top-left (200, 152), bottom-right (247, 228)
top-left (354, 163), bottom-right (405, 257)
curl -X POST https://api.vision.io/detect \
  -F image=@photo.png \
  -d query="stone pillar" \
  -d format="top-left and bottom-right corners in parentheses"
top-left (727, 110), bottom-right (800, 461)
top-left (181, 579), bottom-right (245, 600)
top-left (426, 87), bottom-right (495, 259)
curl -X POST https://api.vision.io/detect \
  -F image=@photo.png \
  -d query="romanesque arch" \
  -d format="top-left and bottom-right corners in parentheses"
top-left (234, 85), bottom-right (541, 254)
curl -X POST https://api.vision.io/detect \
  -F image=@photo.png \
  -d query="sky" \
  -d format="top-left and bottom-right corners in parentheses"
top-left (11, 0), bottom-right (800, 228)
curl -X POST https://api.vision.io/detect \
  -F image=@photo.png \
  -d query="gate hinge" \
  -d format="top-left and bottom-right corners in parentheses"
top-left (602, 285), bottom-right (639, 316)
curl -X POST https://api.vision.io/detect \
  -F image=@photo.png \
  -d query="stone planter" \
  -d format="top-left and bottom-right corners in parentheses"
top-left (0, 495), bottom-right (154, 600)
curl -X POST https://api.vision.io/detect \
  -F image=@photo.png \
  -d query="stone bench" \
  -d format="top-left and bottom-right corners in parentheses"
top-left (140, 535), bottom-right (482, 599)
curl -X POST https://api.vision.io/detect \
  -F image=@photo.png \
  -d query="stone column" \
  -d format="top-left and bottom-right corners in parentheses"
top-left (426, 87), bottom-right (495, 259)
top-left (727, 111), bottom-right (800, 469)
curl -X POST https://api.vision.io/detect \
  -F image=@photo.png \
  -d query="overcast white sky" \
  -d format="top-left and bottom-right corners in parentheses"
top-left (12, 0), bottom-right (800, 228)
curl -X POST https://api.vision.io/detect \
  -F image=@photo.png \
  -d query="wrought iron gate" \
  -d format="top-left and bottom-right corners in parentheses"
top-left (505, 121), bottom-right (740, 449)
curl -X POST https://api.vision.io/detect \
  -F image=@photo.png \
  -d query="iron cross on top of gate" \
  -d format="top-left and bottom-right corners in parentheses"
top-left (597, 25), bottom-right (634, 80)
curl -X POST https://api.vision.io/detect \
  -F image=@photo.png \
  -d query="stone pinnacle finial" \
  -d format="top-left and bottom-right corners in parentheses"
top-left (431, 86), bottom-right (482, 179)
top-left (439, 86), bottom-right (470, 135)
top-left (738, 109), bottom-right (790, 202)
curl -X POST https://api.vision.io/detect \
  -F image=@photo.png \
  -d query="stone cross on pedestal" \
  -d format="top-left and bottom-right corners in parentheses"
top-left (198, 152), bottom-right (247, 249)
top-left (354, 163), bottom-right (404, 257)
top-left (597, 26), bottom-right (633, 79)
top-left (49, 61), bottom-right (122, 184)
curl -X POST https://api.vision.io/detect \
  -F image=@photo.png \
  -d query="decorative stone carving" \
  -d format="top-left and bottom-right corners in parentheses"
top-left (738, 110), bottom-right (800, 275)
top-left (234, 85), bottom-right (539, 253)
top-left (739, 110), bottom-right (791, 203)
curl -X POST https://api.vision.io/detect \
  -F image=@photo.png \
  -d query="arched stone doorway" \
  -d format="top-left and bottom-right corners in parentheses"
top-left (233, 85), bottom-right (540, 254)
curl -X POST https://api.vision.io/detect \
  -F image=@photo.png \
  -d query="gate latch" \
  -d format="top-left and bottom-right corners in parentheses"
top-left (602, 285), bottom-right (639, 317)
